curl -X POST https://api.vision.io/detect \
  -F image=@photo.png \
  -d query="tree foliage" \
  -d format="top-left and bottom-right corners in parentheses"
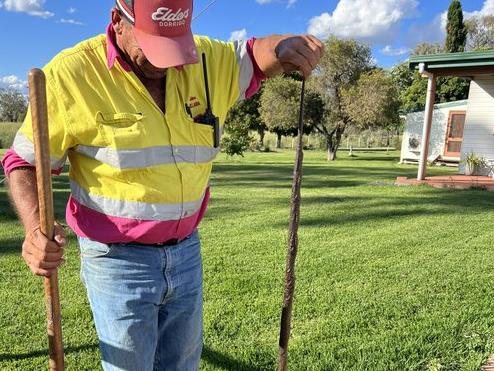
top-left (0, 89), bottom-right (27, 122)
top-left (259, 75), bottom-right (321, 148)
top-left (222, 87), bottom-right (271, 156)
top-left (445, 0), bottom-right (467, 53)
top-left (466, 15), bottom-right (494, 51)
top-left (220, 117), bottom-right (253, 157)
top-left (391, 39), bottom-right (470, 114)
top-left (342, 70), bottom-right (400, 131)
top-left (310, 37), bottom-right (374, 160)
top-left (413, 43), bottom-right (444, 55)
top-left (221, 106), bottom-right (255, 157)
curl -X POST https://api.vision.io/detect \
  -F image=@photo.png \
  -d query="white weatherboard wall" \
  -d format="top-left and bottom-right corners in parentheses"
top-left (400, 100), bottom-right (468, 163)
top-left (460, 75), bottom-right (494, 175)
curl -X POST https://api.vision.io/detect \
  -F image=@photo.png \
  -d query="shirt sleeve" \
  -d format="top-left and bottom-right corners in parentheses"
top-left (229, 37), bottom-right (266, 101)
top-left (5, 71), bottom-right (74, 175)
top-left (245, 37), bottom-right (266, 99)
top-left (199, 36), bottom-right (266, 117)
top-left (1, 149), bottom-right (34, 177)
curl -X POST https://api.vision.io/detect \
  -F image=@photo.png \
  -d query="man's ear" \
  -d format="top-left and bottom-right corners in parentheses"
top-left (111, 8), bottom-right (124, 34)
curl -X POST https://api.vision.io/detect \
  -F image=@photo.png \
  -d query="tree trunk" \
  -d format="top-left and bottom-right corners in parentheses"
top-left (327, 146), bottom-right (336, 161)
top-left (325, 137), bottom-right (338, 161)
top-left (259, 129), bottom-right (265, 147)
top-left (276, 133), bottom-right (282, 149)
top-left (324, 124), bottom-right (345, 161)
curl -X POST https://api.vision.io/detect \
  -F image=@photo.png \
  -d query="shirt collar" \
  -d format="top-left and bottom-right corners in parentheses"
top-left (106, 23), bottom-right (132, 72)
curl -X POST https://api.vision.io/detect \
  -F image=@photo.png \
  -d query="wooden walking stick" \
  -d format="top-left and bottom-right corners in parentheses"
top-left (278, 78), bottom-right (306, 371)
top-left (29, 69), bottom-right (65, 371)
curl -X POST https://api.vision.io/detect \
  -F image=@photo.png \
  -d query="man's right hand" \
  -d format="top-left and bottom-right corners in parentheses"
top-left (22, 223), bottom-right (66, 277)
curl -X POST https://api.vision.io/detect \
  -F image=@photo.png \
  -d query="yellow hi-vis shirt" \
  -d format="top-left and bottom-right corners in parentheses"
top-left (12, 33), bottom-right (256, 243)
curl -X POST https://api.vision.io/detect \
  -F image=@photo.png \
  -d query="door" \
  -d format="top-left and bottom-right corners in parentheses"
top-left (444, 111), bottom-right (466, 158)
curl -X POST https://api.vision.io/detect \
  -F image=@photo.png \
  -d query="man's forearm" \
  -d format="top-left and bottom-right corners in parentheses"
top-left (252, 35), bottom-right (287, 78)
top-left (7, 168), bottom-right (40, 233)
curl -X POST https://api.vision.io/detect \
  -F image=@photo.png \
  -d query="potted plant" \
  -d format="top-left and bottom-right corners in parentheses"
top-left (463, 152), bottom-right (487, 176)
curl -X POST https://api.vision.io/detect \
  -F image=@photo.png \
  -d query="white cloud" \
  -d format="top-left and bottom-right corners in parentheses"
top-left (406, 0), bottom-right (493, 47)
top-left (229, 28), bottom-right (247, 42)
top-left (308, 0), bottom-right (418, 43)
top-left (380, 45), bottom-right (411, 56)
top-left (67, 7), bottom-right (76, 14)
top-left (0, 75), bottom-right (27, 91)
top-left (59, 18), bottom-right (83, 25)
top-left (2, 0), bottom-right (54, 18)
top-left (256, 0), bottom-right (296, 7)
top-left (465, 0), bottom-right (494, 18)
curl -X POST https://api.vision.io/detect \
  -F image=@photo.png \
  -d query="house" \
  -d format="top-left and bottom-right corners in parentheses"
top-left (407, 50), bottom-right (494, 179)
top-left (400, 100), bottom-right (469, 165)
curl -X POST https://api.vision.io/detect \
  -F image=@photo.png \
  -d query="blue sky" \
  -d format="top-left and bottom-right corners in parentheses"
top-left (0, 0), bottom-right (491, 91)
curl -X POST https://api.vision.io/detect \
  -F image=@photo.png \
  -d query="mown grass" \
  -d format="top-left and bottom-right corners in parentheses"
top-left (1, 150), bottom-right (494, 370)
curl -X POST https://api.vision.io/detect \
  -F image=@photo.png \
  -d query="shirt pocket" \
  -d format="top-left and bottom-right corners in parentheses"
top-left (96, 112), bottom-right (146, 148)
top-left (178, 108), bottom-right (215, 148)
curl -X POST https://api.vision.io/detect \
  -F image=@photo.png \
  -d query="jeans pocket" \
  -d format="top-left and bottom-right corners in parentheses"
top-left (79, 237), bottom-right (114, 258)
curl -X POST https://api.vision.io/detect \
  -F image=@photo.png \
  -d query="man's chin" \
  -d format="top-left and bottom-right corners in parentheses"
top-left (141, 65), bottom-right (167, 79)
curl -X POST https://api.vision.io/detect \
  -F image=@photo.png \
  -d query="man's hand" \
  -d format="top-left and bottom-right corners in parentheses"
top-left (22, 223), bottom-right (66, 277)
top-left (253, 34), bottom-right (325, 78)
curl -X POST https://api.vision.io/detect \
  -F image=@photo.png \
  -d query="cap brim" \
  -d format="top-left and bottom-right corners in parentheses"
top-left (133, 28), bottom-right (198, 69)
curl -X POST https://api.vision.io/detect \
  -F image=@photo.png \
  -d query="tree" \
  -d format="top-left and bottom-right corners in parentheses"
top-left (221, 115), bottom-right (254, 157)
top-left (391, 39), bottom-right (470, 114)
top-left (259, 75), bottom-right (323, 148)
top-left (310, 37), bottom-right (373, 160)
top-left (235, 87), bottom-right (267, 147)
top-left (413, 43), bottom-right (444, 55)
top-left (445, 0), bottom-right (467, 53)
top-left (342, 70), bottom-right (400, 132)
top-left (221, 87), bottom-right (268, 157)
top-left (466, 15), bottom-right (494, 51)
top-left (391, 63), bottom-right (470, 114)
top-left (0, 89), bottom-right (27, 122)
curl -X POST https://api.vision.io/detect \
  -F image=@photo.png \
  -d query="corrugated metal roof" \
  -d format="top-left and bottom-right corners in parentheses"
top-left (434, 99), bottom-right (469, 109)
top-left (409, 50), bottom-right (494, 71)
top-left (406, 99), bottom-right (468, 114)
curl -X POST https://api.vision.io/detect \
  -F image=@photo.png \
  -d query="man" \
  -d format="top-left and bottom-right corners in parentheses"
top-left (1, 0), bottom-right (323, 369)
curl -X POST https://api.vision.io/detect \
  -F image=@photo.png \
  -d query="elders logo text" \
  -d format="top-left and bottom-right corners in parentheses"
top-left (152, 7), bottom-right (190, 27)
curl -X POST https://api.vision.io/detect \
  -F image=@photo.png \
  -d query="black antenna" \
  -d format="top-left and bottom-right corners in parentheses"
top-left (201, 53), bottom-right (220, 148)
top-left (202, 53), bottom-right (213, 115)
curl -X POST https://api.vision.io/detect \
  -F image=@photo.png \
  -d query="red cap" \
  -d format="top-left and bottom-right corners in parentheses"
top-left (116, 0), bottom-right (198, 68)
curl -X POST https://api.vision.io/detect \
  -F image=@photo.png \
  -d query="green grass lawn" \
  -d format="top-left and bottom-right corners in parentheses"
top-left (2, 150), bottom-right (494, 370)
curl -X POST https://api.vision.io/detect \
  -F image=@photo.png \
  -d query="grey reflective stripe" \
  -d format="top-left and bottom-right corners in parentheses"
top-left (70, 180), bottom-right (206, 221)
top-left (233, 40), bottom-right (254, 101)
top-left (13, 131), bottom-right (67, 169)
top-left (74, 145), bottom-right (219, 169)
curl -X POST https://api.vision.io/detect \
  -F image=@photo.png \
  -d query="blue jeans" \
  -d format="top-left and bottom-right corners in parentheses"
top-left (78, 231), bottom-right (203, 371)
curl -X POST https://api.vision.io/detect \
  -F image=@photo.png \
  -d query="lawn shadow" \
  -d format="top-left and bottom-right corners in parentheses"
top-left (0, 343), bottom-right (99, 361)
top-left (0, 344), bottom-right (271, 370)
top-left (202, 346), bottom-right (273, 371)
top-left (295, 188), bottom-right (494, 228)
top-left (0, 235), bottom-right (23, 255)
top-left (212, 162), bottom-right (442, 190)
